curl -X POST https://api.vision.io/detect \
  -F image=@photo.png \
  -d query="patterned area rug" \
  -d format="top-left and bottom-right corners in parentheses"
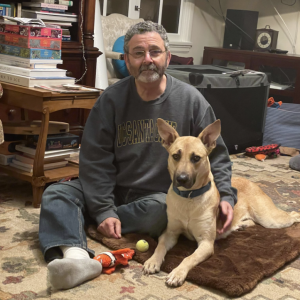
top-left (1, 154), bottom-right (300, 300)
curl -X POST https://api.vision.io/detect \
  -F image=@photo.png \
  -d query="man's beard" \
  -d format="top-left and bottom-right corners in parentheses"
top-left (128, 59), bottom-right (168, 83)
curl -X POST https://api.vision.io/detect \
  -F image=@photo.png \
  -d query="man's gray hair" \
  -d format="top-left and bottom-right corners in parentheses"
top-left (124, 21), bottom-right (169, 53)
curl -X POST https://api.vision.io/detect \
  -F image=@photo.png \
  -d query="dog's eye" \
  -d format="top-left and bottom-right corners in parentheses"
top-left (191, 155), bottom-right (201, 163)
top-left (172, 154), bottom-right (180, 161)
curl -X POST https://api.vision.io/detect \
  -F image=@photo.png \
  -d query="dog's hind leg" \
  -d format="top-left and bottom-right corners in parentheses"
top-left (253, 205), bottom-right (300, 229)
top-left (143, 229), bottom-right (180, 275)
top-left (234, 178), bottom-right (300, 229)
top-left (248, 190), bottom-right (300, 229)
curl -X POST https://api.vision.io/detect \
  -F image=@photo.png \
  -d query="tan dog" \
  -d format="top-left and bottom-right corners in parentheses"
top-left (143, 118), bottom-right (300, 287)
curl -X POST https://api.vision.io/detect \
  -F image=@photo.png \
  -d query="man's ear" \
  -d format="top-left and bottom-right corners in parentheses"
top-left (166, 50), bottom-right (171, 68)
top-left (124, 53), bottom-right (130, 73)
top-left (198, 120), bottom-right (221, 151)
top-left (157, 118), bottom-right (179, 149)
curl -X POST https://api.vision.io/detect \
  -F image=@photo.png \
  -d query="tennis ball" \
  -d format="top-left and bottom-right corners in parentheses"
top-left (136, 239), bottom-right (149, 252)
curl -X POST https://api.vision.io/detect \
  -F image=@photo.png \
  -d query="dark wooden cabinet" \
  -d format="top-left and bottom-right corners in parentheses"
top-left (0, 0), bottom-right (102, 133)
top-left (203, 47), bottom-right (300, 104)
top-left (59, 0), bottom-right (101, 87)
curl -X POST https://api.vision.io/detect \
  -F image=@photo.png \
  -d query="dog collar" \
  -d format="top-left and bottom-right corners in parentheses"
top-left (173, 181), bottom-right (211, 199)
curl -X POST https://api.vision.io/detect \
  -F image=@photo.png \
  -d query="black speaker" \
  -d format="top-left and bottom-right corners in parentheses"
top-left (223, 9), bottom-right (259, 51)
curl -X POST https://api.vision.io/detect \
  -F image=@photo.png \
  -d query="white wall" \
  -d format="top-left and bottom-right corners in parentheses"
top-left (184, 0), bottom-right (224, 64)
top-left (189, 0), bottom-right (300, 65)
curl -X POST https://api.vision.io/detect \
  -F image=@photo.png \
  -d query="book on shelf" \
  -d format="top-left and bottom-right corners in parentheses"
top-left (44, 21), bottom-right (72, 27)
top-left (31, 0), bottom-right (73, 5)
top-left (0, 55), bottom-right (61, 68)
top-left (62, 35), bottom-right (70, 41)
top-left (15, 153), bottom-right (68, 164)
top-left (0, 140), bottom-right (23, 155)
top-left (0, 153), bottom-right (15, 165)
top-left (0, 63), bottom-right (66, 77)
top-left (10, 158), bottom-right (68, 173)
top-left (31, 8), bottom-right (67, 13)
top-left (26, 132), bottom-right (79, 151)
top-left (21, 2), bottom-right (69, 10)
top-left (22, 10), bottom-right (77, 22)
top-left (0, 53), bottom-right (62, 68)
top-left (15, 143), bottom-right (80, 157)
top-left (0, 71), bottom-right (74, 87)
top-left (0, 4), bottom-right (12, 17)
top-left (0, 53), bottom-right (62, 66)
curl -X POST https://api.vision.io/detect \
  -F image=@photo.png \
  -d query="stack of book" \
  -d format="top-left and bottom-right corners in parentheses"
top-left (0, 3), bottom-right (12, 17)
top-left (21, 0), bottom-right (77, 35)
top-left (0, 131), bottom-right (80, 172)
top-left (0, 18), bottom-right (75, 87)
top-left (0, 139), bottom-right (18, 166)
top-left (10, 143), bottom-right (80, 173)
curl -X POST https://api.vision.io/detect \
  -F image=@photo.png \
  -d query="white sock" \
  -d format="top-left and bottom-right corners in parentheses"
top-left (60, 246), bottom-right (90, 259)
top-left (47, 246), bottom-right (102, 290)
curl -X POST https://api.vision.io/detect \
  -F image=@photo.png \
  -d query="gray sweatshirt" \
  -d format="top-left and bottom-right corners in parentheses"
top-left (79, 74), bottom-right (237, 226)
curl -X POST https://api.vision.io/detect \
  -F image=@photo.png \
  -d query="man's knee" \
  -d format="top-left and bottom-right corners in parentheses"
top-left (142, 200), bottom-right (168, 237)
top-left (41, 179), bottom-right (84, 208)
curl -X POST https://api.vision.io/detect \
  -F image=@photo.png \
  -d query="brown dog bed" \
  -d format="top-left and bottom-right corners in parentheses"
top-left (87, 223), bottom-right (300, 297)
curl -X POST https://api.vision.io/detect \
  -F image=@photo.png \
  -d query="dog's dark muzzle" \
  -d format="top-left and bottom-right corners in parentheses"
top-left (174, 172), bottom-right (195, 189)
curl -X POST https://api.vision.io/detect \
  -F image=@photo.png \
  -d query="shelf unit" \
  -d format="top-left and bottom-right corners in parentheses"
top-left (0, 82), bottom-right (101, 208)
top-left (202, 47), bottom-right (300, 104)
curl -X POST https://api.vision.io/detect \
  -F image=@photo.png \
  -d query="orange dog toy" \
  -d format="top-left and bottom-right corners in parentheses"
top-left (93, 248), bottom-right (135, 274)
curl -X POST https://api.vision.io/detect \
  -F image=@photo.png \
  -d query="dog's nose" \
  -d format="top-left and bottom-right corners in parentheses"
top-left (176, 173), bottom-right (189, 185)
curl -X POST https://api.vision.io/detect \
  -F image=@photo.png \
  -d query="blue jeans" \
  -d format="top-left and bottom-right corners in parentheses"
top-left (39, 179), bottom-right (167, 262)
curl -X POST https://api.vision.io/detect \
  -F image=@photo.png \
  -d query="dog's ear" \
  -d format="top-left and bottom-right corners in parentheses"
top-left (157, 118), bottom-right (179, 148)
top-left (198, 120), bottom-right (221, 151)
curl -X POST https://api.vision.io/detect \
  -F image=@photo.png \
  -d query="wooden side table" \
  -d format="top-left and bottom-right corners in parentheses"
top-left (0, 82), bottom-right (101, 208)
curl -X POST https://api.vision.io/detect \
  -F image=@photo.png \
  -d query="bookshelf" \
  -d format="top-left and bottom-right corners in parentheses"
top-left (0, 0), bottom-right (102, 132)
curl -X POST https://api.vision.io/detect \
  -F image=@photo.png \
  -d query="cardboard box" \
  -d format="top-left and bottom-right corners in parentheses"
top-left (0, 33), bottom-right (61, 50)
top-left (0, 23), bottom-right (62, 38)
top-left (0, 43), bottom-right (61, 59)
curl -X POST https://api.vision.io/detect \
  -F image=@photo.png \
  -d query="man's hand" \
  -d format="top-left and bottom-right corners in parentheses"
top-left (97, 217), bottom-right (122, 239)
top-left (217, 201), bottom-right (234, 235)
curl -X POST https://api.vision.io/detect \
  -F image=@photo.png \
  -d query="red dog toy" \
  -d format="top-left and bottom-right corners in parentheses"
top-left (93, 248), bottom-right (135, 274)
top-left (245, 144), bottom-right (280, 155)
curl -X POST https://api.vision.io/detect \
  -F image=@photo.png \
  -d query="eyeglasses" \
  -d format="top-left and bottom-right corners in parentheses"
top-left (128, 49), bottom-right (167, 59)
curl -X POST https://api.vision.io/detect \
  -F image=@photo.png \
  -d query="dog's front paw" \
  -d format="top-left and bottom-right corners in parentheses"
top-left (143, 256), bottom-right (162, 275)
top-left (166, 266), bottom-right (188, 287)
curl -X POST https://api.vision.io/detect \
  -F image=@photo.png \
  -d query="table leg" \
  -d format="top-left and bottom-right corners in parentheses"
top-left (32, 107), bottom-right (50, 207)
top-left (31, 178), bottom-right (47, 208)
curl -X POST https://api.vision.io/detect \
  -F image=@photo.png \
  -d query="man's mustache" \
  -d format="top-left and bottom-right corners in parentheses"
top-left (139, 64), bottom-right (158, 73)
